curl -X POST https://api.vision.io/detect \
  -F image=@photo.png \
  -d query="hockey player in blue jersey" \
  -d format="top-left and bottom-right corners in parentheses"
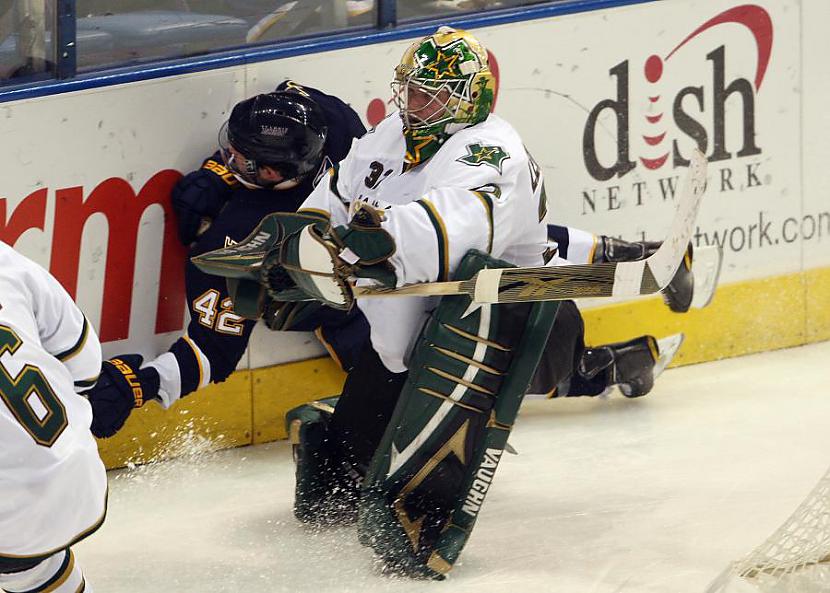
top-left (85, 81), bottom-right (369, 438)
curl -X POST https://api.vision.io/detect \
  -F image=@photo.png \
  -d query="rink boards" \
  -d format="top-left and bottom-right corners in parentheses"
top-left (0, 0), bottom-right (827, 467)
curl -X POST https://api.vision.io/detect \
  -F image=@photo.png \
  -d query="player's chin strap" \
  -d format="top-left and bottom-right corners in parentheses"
top-left (230, 170), bottom-right (302, 191)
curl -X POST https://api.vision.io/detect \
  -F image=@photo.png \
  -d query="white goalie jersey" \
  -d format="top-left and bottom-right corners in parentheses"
top-left (301, 113), bottom-right (549, 372)
top-left (0, 241), bottom-right (106, 560)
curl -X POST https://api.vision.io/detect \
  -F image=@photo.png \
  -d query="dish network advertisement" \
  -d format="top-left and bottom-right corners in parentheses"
top-left (0, 0), bottom-right (819, 359)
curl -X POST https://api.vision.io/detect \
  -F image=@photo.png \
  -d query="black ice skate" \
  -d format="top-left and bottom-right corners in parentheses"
top-left (578, 334), bottom-right (684, 398)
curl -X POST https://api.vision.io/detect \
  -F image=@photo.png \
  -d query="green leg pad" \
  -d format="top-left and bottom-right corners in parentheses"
top-left (357, 250), bottom-right (559, 578)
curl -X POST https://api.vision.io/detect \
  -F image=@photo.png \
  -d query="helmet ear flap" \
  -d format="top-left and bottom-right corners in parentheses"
top-left (467, 69), bottom-right (496, 124)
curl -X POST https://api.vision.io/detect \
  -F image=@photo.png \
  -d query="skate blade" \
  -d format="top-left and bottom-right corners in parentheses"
top-left (654, 333), bottom-right (685, 378)
top-left (690, 246), bottom-right (723, 309)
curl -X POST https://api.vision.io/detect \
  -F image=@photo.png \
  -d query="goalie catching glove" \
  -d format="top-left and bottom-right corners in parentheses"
top-left (85, 354), bottom-right (160, 438)
top-left (190, 207), bottom-right (398, 315)
top-left (265, 205), bottom-right (397, 310)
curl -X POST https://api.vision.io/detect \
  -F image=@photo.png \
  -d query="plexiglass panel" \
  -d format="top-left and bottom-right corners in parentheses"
top-left (72, 1), bottom-right (377, 72)
top-left (0, 0), bottom-right (56, 83)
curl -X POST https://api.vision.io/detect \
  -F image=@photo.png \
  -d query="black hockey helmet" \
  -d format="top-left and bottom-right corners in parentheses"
top-left (219, 91), bottom-right (328, 187)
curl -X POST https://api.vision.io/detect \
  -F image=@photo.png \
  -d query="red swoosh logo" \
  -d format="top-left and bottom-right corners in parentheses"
top-left (665, 4), bottom-right (773, 90)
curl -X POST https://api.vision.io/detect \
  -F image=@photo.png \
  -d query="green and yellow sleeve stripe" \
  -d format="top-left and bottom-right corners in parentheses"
top-left (55, 317), bottom-right (90, 362)
top-left (472, 191), bottom-right (494, 254)
top-left (416, 199), bottom-right (450, 282)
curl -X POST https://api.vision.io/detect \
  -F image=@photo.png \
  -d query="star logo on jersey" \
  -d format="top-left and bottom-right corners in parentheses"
top-left (406, 134), bottom-right (433, 161)
top-left (457, 144), bottom-right (510, 173)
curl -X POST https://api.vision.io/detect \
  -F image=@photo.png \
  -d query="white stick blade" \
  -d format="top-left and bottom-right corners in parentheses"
top-left (690, 245), bottom-right (723, 309)
top-left (647, 149), bottom-right (709, 289)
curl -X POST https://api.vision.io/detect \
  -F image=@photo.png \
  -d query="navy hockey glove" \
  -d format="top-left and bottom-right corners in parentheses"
top-left (172, 154), bottom-right (239, 244)
top-left (86, 355), bottom-right (160, 438)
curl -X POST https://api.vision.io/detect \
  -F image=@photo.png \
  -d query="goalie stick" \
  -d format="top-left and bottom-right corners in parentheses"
top-left (353, 149), bottom-right (709, 304)
top-left (689, 244), bottom-right (723, 309)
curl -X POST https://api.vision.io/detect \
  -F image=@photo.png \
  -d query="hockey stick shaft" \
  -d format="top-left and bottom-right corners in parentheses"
top-left (354, 149), bottom-right (708, 304)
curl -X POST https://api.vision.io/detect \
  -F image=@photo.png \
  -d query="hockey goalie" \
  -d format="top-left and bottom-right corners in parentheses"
top-left (192, 26), bottom-right (711, 579)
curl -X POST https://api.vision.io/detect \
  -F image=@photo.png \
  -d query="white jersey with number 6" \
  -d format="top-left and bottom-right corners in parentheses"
top-left (0, 241), bottom-right (106, 560)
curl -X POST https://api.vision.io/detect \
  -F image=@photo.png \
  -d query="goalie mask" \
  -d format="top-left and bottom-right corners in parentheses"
top-left (219, 91), bottom-right (328, 190)
top-left (392, 26), bottom-right (496, 136)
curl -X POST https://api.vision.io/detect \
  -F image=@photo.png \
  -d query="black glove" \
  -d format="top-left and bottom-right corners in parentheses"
top-left (595, 236), bottom-right (661, 263)
top-left (86, 355), bottom-right (160, 438)
top-left (171, 154), bottom-right (239, 244)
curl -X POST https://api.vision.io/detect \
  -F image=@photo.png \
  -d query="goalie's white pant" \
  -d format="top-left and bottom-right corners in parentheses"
top-left (0, 550), bottom-right (91, 593)
top-left (357, 295), bottom-right (437, 373)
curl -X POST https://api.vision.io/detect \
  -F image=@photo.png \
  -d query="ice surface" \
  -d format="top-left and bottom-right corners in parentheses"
top-left (75, 341), bottom-right (830, 593)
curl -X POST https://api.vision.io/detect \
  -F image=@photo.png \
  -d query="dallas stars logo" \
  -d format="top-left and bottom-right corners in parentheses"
top-left (457, 143), bottom-right (511, 173)
top-left (405, 131), bottom-right (436, 163)
top-left (403, 129), bottom-right (443, 171)
top-left (422, 49), bottom-right (461, 79)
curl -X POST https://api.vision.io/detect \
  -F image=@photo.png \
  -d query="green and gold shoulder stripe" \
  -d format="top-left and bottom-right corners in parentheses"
top-left (538, 180), bottom-right (548, 222)
top-left (327, 163), bottom-right (346, 202)
top-left (415, 199), bottom-right (450, 282)
top-left (55, 317), bottom-right (90, 362)
top-left (471, 190), bottom-right (495, 254)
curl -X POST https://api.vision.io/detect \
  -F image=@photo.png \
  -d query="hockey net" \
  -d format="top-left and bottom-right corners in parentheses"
top-left (706, 464), bottom-right (830, 593)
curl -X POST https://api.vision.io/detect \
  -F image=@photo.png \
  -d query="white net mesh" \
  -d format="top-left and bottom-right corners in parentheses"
top-left (706, 464), bottom-right (830, 593)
